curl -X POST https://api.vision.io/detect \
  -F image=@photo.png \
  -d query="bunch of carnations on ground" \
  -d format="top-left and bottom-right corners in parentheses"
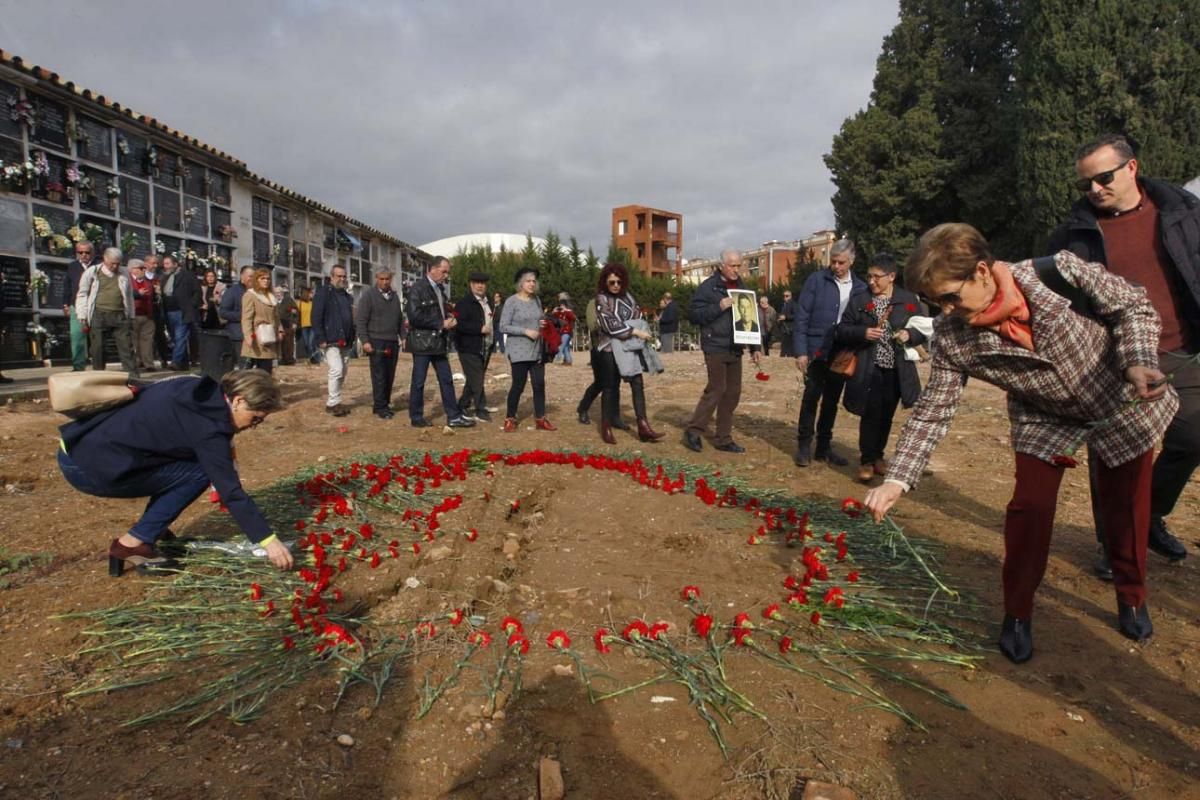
top-left (63, 447), bottom-right (981, 755)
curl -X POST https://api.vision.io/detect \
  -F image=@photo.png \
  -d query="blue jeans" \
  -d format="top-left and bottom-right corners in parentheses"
top-left (301, 328), bottom-right (322, 363)
top-left (58, 448), bottom-right (209, 544)
top-left (167, 310), bottom-right (194, 366)
top-left (555, 333), bottom-right (573, 364)
top-left (409, 353), bottom-right (462, 422)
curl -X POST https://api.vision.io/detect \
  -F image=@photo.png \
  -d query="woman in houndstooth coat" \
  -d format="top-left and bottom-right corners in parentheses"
top-left (865, 223), bottom-right (1178, 664)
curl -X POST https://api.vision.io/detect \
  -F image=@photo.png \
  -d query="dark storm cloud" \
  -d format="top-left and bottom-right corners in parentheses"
top-left (1, 1), bottom-right (898, 257)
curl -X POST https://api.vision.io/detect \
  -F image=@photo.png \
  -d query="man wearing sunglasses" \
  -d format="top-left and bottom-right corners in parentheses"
top-left (1048, 133), bottom-right (1200, 572)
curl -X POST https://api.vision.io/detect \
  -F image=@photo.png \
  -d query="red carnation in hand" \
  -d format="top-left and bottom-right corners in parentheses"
top-left (1052, 455), bottom-right (1078, 468)
top-left (337, 339), bottom-right (346, 347)
top-left (680, 585), bottom-right (702, 601)
top-left (546, 630), bottom-right (571, 650)
top-left (501, 616), bottom-right (523, 635)
top-left (755, 371), bottom-right (770, 381)
top-left (594, 628), bottom-right (612, 654)
top-left (692, 614), bottom-right (714, 639)
top-left (841, 497), bottom-right (863, 518)
top-left (468, 630), bottom-right (492, 648)
top-left (384, 348), bottom-right (393, 357)
top-left (905, 303), bottom-right (917, 312)
top-left (507, 633), bottom-right (530, 654)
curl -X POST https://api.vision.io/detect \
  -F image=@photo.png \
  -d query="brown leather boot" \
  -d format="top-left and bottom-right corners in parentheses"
top-left (502, 417), bottom-right (518, 433)
top-left (636, 418), bottom-right (665, 442)
top-left (600, 419), bottom-right (616, 445)
top-left (535, 417), bottom-right (557, 431)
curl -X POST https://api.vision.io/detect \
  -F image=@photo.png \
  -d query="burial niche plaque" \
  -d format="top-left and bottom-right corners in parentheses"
top-left (0, 256), bottom-right (31, 309)
top-left (117, 131), bottom-right (149, 178)
top-left (77, 115), bottom-right (114, 166)
top-left (29, 94), bottom-right (69, 152)
top-left (0, 81), bottom-right (20, 139)
top-left (81, 168), bottom-right (117, 215)
top-left (0, 196), bottom-right (29, 254)
top-left (154, 186), bottom-right (181, 230)
top-left (120, 176), bottom-right (150, 224)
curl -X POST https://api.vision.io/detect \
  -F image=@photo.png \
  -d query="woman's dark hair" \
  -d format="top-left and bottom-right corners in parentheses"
top-left (869, 253), bottom-right (898, 275)
top-left (597, 262), bottom-right (631, 296)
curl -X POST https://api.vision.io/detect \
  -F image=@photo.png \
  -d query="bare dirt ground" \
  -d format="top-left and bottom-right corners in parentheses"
top-left (0, 350), bottom-right (1197, 800)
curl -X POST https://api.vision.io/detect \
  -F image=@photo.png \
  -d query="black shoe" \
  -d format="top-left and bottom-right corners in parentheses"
top-left (1092, 546), bottom-right (1113, 581)
top-left (814, 446), bottom-right (848, 466)
top-left (1117, 602), bottom-right (1153, 642)
top-left (0, 374), bottom-right (13, 384)
top-left (998, 615), bottom-right (1033, 664)
top-left (793, 442), bottom-right (812, 467)
top-left (474, 410), bottom-right (492, 423)
top-left (374, 409), bottom-right (395, 420)
top-left (447, 416), bottom-right (477, 428)
top-left (683, 431), bottom-right (703, 452)
top-left (577, 409), bottom-right (591, 425)
top-left (613, 419), bottom-right (631, 432)
top-left (1148, 517), bottom-right (1187, 561)
top-left (714, 441), bottom-right (746, 454)
top-left (410, 418), bottom-right (432, 428)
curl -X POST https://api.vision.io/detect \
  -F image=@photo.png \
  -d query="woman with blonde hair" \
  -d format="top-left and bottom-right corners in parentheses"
top-left (241, 268), bottom-right (282, 373)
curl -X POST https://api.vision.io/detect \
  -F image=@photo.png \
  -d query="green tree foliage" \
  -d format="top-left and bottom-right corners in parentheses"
top-left (828, 0), bottom-right (1198, 259)
top-left (1014, 0), bottom-right (1200, 251)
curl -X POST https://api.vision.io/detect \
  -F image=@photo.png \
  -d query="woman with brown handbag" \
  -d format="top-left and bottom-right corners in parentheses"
top-left (833, 253), bottom-right (927, 482)
top-left (240, 268), bottom-right (281, 373)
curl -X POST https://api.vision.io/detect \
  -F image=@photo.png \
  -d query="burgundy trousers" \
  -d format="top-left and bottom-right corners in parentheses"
top-left (1003, 449), bottom-right (1153, 619)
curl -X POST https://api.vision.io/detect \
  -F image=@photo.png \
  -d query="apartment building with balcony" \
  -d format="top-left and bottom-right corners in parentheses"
top-left (611, 205), bottom-right (682, 280)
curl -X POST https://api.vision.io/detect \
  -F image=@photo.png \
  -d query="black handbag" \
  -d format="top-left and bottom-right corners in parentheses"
top-left (407, 327), bottom-right (446, 353)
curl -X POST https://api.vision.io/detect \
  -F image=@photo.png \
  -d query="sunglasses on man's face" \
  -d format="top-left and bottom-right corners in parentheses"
top-left (1074, 159), bottom-right (1130, 193)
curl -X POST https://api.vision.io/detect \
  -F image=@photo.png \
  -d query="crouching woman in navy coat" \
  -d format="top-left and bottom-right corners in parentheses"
top-left (57, 369), bottom-right (293, 575)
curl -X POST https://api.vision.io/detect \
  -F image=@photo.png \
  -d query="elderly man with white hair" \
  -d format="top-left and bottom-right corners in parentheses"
top-left (683, 248), bottom-right (761, 453)
top-left (75, 246), bottom-right (139, 377)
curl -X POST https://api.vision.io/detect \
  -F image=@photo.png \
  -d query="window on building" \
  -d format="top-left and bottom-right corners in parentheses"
top-left (617, 220), bottom-right (627, 236)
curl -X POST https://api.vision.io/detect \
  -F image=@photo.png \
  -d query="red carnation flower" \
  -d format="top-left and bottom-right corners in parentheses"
top-left (622, 619), bottom-right (650, 641)
top-left (762, 603), bottom-right (783, 621)
top-left (905, 303), bottom-right (917, 312)
top-left (810, 611), bottom-right (822, 625)
top-left (594, 628), bottom-right (612, 654)
top-left (787, 590), bottom-right (808, 607)
top-left (384, 348), bottom-right (393, 357)
top-left (733, 612), bottom-right (752, 628)
top-left (649, 622), bottom-right (670, 640)
top-left (282, 635), bottom-right (295, 650)
top-left (841, 497), bottom-right (863, 518)
top-left (337, 339), bottom-right (346, 347)
top-left (507, 633), bottom-right (530, 654)
top-left (249, 583), bottom-right (263, 601)
top-left (680, 585), bottom-right (701, 601)
top-left (692, 614), bottom-right (714, 638)
top-left (448, 608), bottom-right (465, 626)
top-left (546, 630), bottom-right (571, 650)
top-left (731, 625), bottom-right (753, 646)
top-left (468, 630), bottom-right (492, 648)
top-left (1052, 455), bottom-right (1078, 468)
top-left (755, 371), bottom-right (770, 381)
top-left (501, 616), bottom-right (523, 635)
top-left (414, 621), bottom-right (437, 639)
top-left (847, 571), bottom-right (860, 582)
top-left (779, 636), bottom-right (793, 654)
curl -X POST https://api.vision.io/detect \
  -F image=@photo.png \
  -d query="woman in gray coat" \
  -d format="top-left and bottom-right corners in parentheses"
top-left (498, 268), bottom-right (555, 432)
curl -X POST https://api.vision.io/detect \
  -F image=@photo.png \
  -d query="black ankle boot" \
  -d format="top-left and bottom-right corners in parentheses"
top-left (1117, 602), bottom-right (1153, 642)
top-left (998, 615), bottom-right (1033, 663)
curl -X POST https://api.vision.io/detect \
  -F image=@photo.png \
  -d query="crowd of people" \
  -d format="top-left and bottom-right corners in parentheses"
top-left (49, 133), bottom-right (1198, 668)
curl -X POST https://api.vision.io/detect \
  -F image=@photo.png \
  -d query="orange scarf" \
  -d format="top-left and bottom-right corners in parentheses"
top-left (968, 262), bottom-right (1034, 351)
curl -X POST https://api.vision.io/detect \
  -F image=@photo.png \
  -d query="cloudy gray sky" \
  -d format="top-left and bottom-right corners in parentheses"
top-left (2, 1), bottom-right (898, 259)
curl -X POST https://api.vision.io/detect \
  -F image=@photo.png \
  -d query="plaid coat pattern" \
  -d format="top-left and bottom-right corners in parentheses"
top-left (888, 252), bottom-right (1180, 489)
